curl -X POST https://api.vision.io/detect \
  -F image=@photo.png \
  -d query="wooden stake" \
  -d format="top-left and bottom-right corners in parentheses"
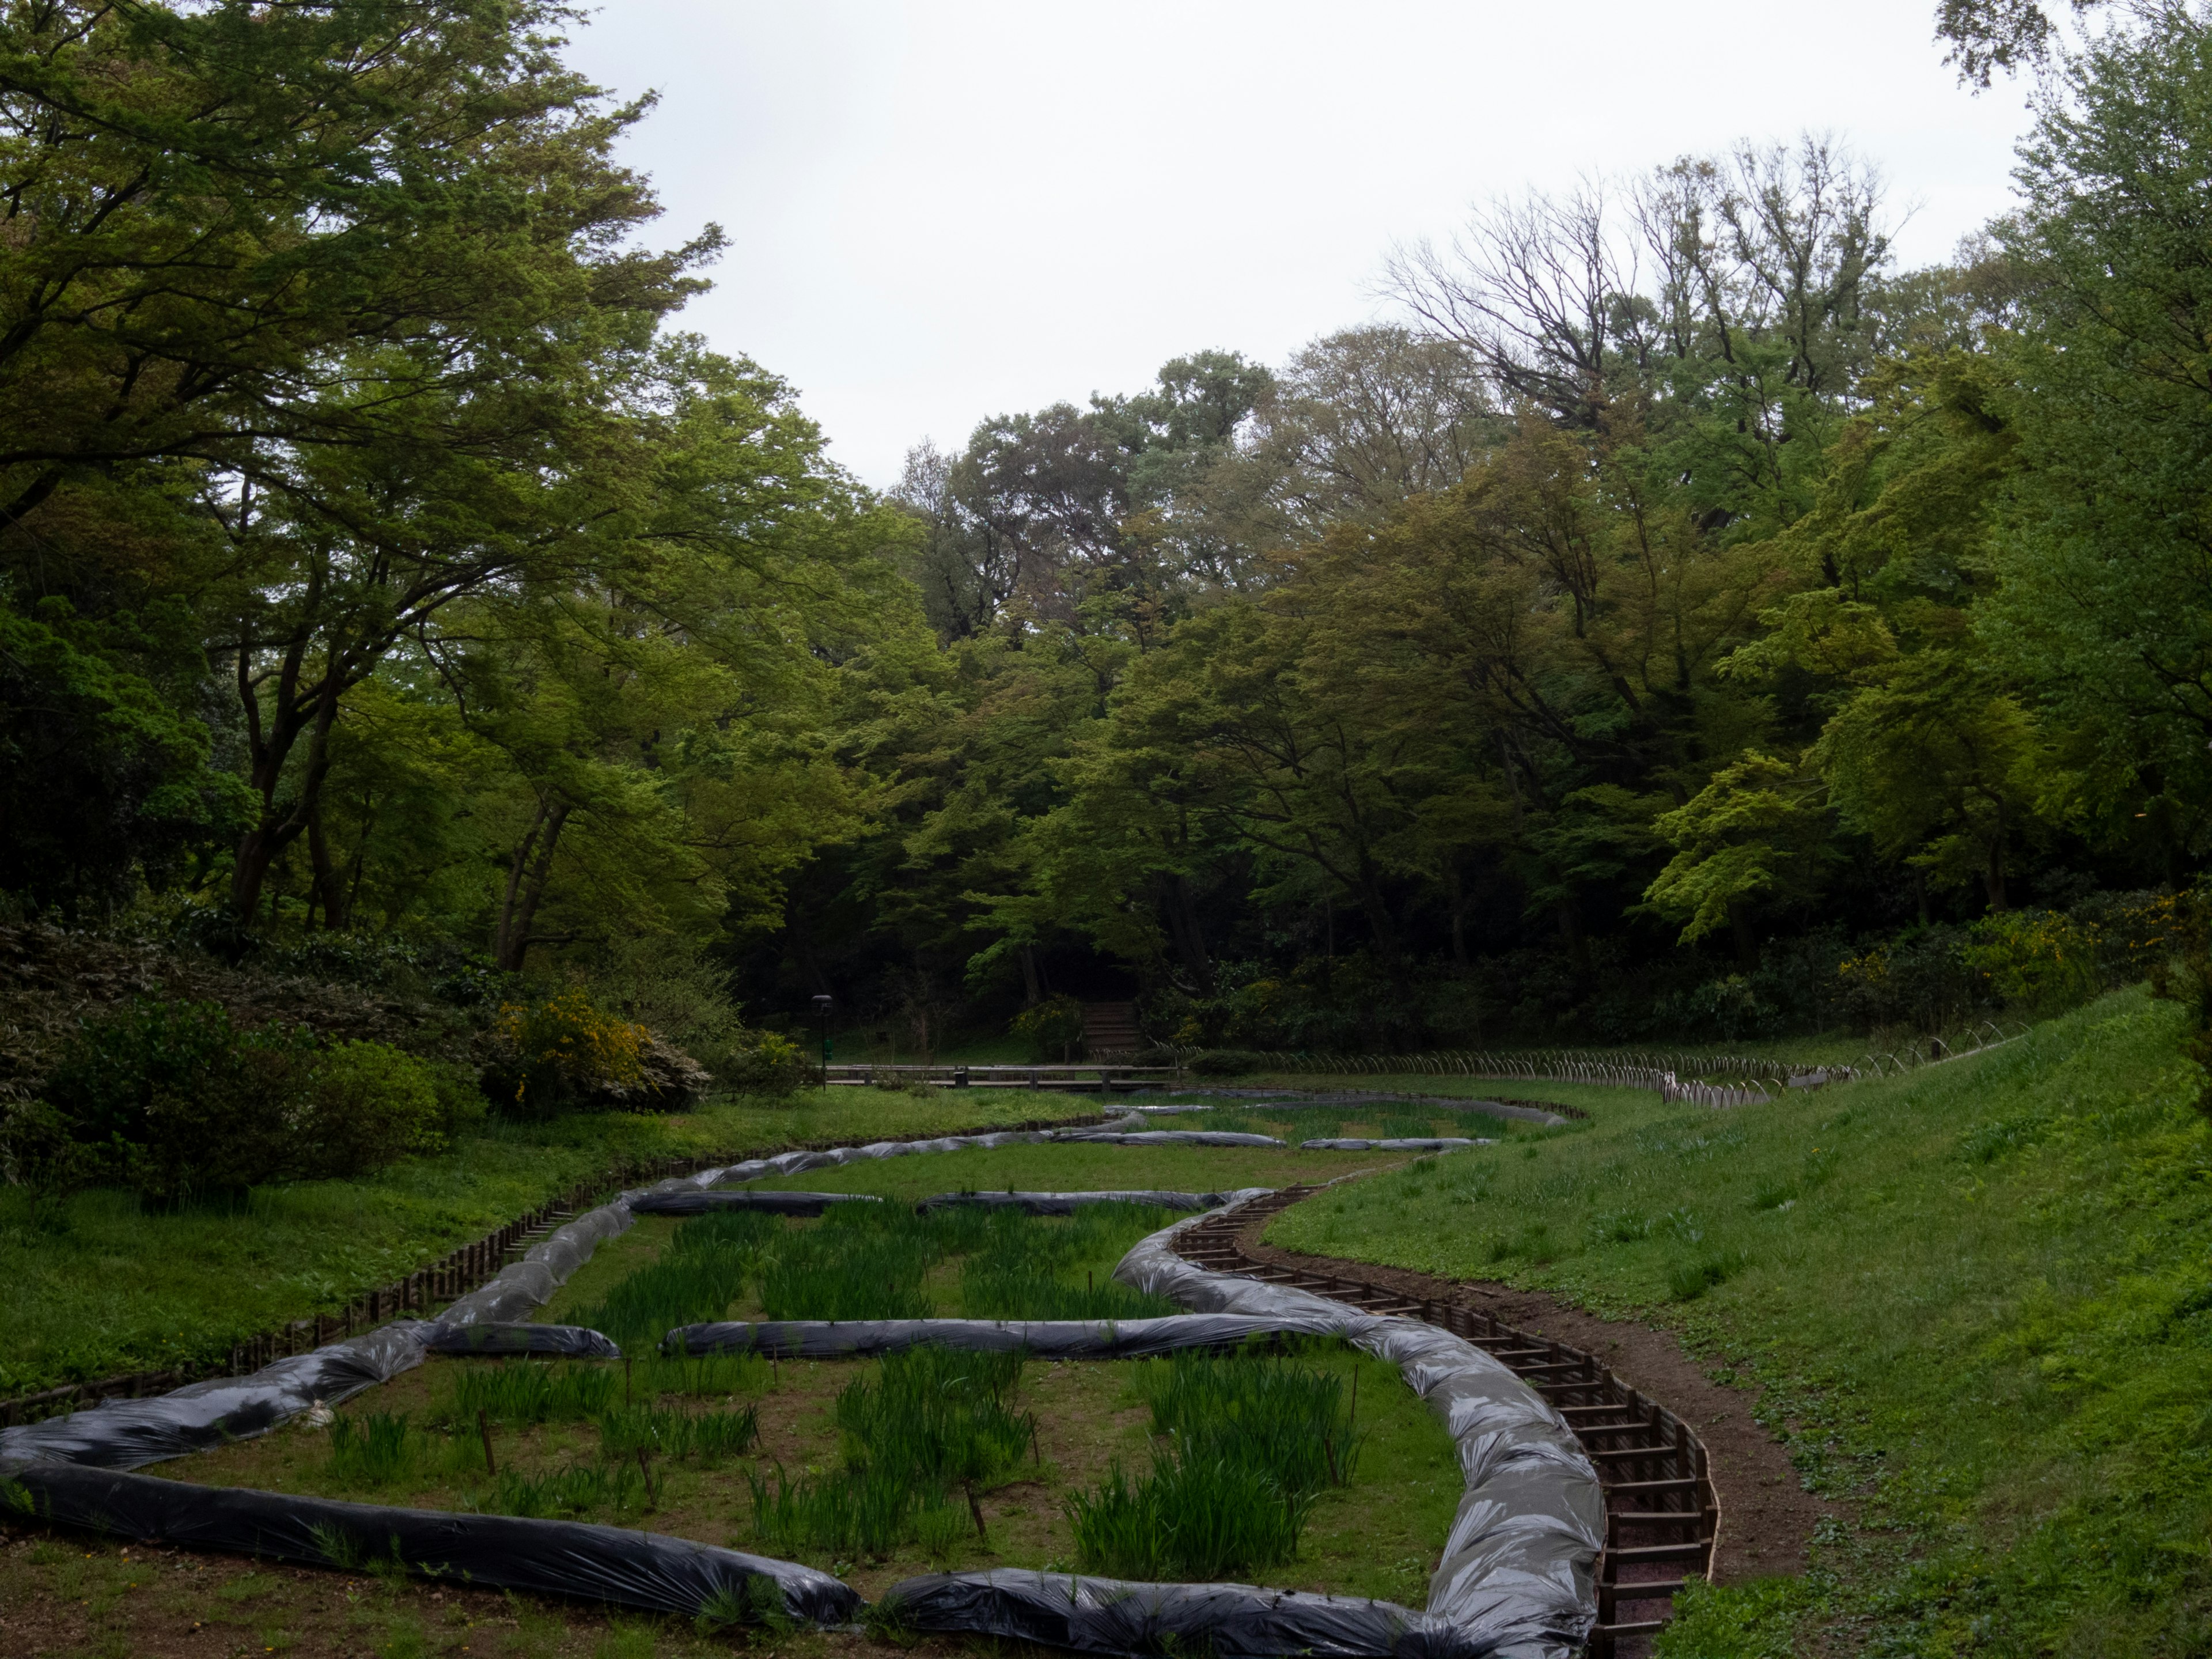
top-left (476, 1409), bottom-right (497, 1478)
top-left (964, 1478), bottom-right (986, 1539)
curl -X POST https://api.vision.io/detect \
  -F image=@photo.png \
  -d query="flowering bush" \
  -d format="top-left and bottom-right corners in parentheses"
top-left (484, 990), bottom-right (649, 1118)
top-left (1964, 910), bottom-right (2109, 1017)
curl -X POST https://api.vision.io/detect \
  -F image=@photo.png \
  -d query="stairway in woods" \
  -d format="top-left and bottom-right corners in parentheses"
top-left (1080, 1001), bottom-right (1145, 1057)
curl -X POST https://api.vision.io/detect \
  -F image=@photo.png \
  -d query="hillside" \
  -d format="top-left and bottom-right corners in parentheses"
top-left (1267, 988), bottom-right (2212, 1655)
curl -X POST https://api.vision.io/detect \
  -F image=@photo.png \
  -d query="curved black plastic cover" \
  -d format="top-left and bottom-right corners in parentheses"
top-left (878, 1567), bottom-right (1490, 1659)
top-left (0, 1458), bottom-right (859, 1626)
top-left (1298, 1138), bottom-right (1490, 1152)
top-left (0, 1322), bottom-right (431, 1470)
top-left (1051, 1129), bottom-right (1285, 1147)
top-left (628, 1190), bottom-right (882, 1217)
top-left (914, 1190), bottom-right (1226, 1214)
top-left (421, 1323), bottom-right (622, 1359)
top-left (664, 1312), bottom-right (1361, 1361)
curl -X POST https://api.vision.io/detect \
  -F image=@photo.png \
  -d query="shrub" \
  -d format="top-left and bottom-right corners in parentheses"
top-left (293, 1041), bottom-right (450, 1179)
top-left (12, 1003), bottom-right (465, 1202)
top-left (481, 990), bottom-right (649, 1118)
top-left (1964, 909), bottom-right (2105, 1017)
top-left (717, 1030), bottom-right (807, 1097)
top-left (1010, 994), bottom-right (1085, 1061)
top-left (29, 999), bottom-right (310, 1203)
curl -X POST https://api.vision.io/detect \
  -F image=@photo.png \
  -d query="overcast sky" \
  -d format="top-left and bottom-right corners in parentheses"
top-left (561, 1), bottom-right (2039, 487)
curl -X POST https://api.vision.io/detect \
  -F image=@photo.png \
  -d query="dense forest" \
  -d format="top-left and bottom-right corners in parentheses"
top-left (6, 0), bottom-right (2209, 1059)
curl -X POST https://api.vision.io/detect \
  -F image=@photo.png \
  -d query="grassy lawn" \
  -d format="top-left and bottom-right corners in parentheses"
top-left (0, 1088), bottom-right (1103, 1398)
top-left (1267, 988), bottom-right (2212, 1657)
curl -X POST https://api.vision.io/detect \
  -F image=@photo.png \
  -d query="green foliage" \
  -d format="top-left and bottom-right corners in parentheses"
top-left (1010, 994), bottom-right (1086, 1061)
top-left (325, 1412), bottom-right (416, 1488)
top-left (296, 1042), bottom-right (454, 1176)
top-left (1066, 1344), bottom-right (1356, 1578)
top-left (1963, 908), bottom-right (2107, 1016)
top-left (748, 1347), bottom-right (1032, 1560)
top-left (714, 1031), bottom-right (808, 1098)
top-left (1137, 1344), bottom-right (1364, 1498)
top-left (1065, 1457), bottom-right (1304, 1581)
top-left (482, 991), bottom-right (650, 1118)
top-left (481, 1461), bottom-right (644, 1521)
top-left (594, 1403), bottom-right (758, 1465)
top-left (573, 1210), bottom-right (777, 1349)
top-left (13, 1002), bottom-right (446, 1203)
top-left (0, 599), bottom-right (250, 916)
top-left (435, 1363), bottom-right (622, 1430)
top-left (1645, 755), bottom-right (1828, 949)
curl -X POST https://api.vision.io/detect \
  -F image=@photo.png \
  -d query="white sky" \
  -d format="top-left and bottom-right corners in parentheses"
top-left (563, 1), bottom-right (2039, 487)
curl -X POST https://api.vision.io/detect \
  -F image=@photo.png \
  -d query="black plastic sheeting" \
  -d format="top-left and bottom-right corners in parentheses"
top-left (914, 1190), bottom-right (1226, 1215)
top-left (1299, 1138), bottom-right (1491, 1153)
top-left (628, 1190), bottom-right (881, 1217)
top-left (0, 1322), bottom-right (431, 1470)
top-left (0, 1457), bottom-right (858, 1626)
top-left (421, 1322), bottom-right (622, 1359)
top-left (665, 1312), bottom-right (1359, 1361)
top-left (879, 1567), bottom-right (1491, 1659)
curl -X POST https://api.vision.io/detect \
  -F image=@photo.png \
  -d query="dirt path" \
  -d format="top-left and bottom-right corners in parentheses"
top-left (1233, 1211), bottom-right (1834, 1585)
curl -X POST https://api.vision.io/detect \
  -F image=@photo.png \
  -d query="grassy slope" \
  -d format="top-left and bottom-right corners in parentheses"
top-left (0, 1088), bottom-right (1101, 1396)
top-left (1267, 988), bottom-right (2212, 1657)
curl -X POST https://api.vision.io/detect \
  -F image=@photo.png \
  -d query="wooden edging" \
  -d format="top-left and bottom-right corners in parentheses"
top-left (0, 1110), bottom-right (1105, 1430)
top-left (1170, 1191), bottom-right (1720, 1659)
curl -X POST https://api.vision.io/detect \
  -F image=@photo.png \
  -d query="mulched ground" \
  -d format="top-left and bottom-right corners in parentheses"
top-left (1234, 1210), bottom-right (1836, 1585)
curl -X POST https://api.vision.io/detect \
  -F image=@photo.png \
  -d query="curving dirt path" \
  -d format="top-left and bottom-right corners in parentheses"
top-left (1231, 1210), bottom-right (1836, 1587)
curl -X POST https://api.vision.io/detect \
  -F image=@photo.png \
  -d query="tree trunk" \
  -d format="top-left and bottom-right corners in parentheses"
top-left (1017, 944), bottom-right (1042, 1007)
top-left (307, 805), bottom-right (350, 932)
top-left (229, 626), bottom-right (346, 922)
top-left (494, 798), bottom-right (571, 972)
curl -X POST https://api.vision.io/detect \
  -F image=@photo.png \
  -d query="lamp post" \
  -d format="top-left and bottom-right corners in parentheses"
top-left (812, 994), bottom-right (834, 1091)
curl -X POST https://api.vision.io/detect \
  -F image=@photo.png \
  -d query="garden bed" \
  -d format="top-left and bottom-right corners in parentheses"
top-left (159, 1199), bottom-right (1462, 1606)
